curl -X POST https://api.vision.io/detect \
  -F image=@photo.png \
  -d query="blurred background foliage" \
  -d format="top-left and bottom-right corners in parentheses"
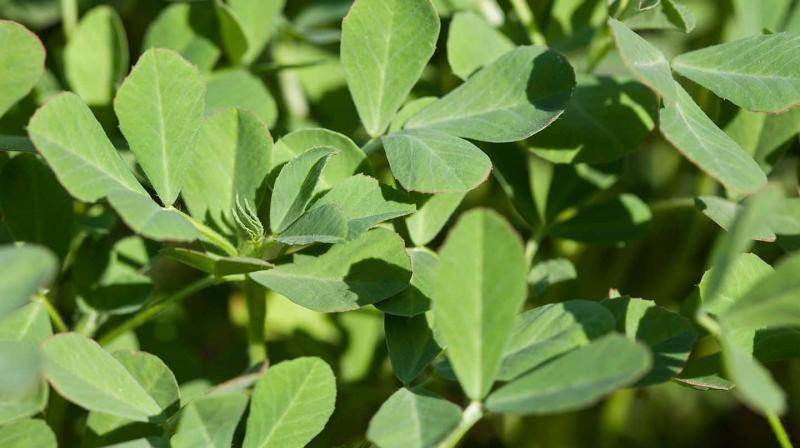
top-left (1, 0), bottom-right (799, 446)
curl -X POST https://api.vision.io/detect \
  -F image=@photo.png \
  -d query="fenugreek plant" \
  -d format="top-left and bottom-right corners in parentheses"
top-left (1, 0), bottom-right (799, 447)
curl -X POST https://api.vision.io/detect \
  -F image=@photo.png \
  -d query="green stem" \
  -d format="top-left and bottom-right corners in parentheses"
top-left (648, 197), bottom-right (696, 214)
top-left (35, 294), bottom-right (67, 333)
top-left (60, 0), bottom-right (78, 39)
top-left (98, 275), bottom-right (243, 346)
top-left (74, 309), bottom-right (101, 338)
top-left (436, 401), bottom-right (483, 448)
top-left (767, 412), bottom-right (795, 448)
top-left (179, 211), bottom-right (238, 256)
top-left (361, 138), bottom-right (382, 155)
top-left (243, 279), bottom-right (268, 366)
top-left (509, 0), bottom-right (546, 45)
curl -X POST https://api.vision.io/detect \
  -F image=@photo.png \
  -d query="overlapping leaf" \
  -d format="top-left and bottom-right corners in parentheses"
top-left (250, 228), bottom-right (411, 312)
top-left (406, 46), bottom-right (575, 143)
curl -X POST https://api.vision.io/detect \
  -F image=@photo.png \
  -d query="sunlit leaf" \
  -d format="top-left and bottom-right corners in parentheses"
top-left (0, 21), bottom-right (45, 117)
top-left (341, 0), bottom-right (440, 136)
top-left (243, 357), bottom-right (336, 448)
top-left (114, 49), bottom-right (206, 206)
top-left (64, 6), bottom-right (127, 106)
top-left (367, 388), bottom-right (461, 448)
top-left (407, 46), bottom-right (575, 143)
top-left (250, 228), bottom-right (411, 312)
top-left (434, 209), bottom-right (527, 399)
top-left (498, 300), bottom-right (615, 381)
top-left (28, 93), bottom-right (145, 202)
top-left (674, 33), bottom-right (800, 113)
top-left (486, 334), bottom-right (650, 415)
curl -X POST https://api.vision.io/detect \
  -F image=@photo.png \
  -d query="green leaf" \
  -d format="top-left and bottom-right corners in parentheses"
top-left (725, 107), bottom-right (800, 173)
top-left (528, 75), bottom-right (657, 164)
top-left (341, 0), bottom-right (440, 137)
top-left (0, 302), bottom-right (52, 342)
top-left (720, 335), bottom-right (785, 415)
top-left (182, 108), bottom-right (272, 233)
top-left (311, 174), bottom-right (415, 239)
top-left (498, 300), bottom-right (616, 381)
top-left (698, 252), bottom-right (773, 316)
top-left (41, 333), bottom-right (162, 422)
top-left (227, 0), bottom-right (285, 64)
top-left (383, 129), bottom-right (492, 193)
top-left (659, 83), bottom-right (767, 196)
top-left (549, 194), bottom-right (651, 243)
top-left (406, 46), bottom-right (575, 143)
top-left (367, 388), bottom-right (461, 448)
top-left (171, 392), bottom-right (248, 448)
top-left (269, 147), bottom-right (335, 233)
top-left (622, 0), bottom-right (695, 33)
top-left (0, 419), bottom-right (56, 448)
top-left (0, 341), bottom-right (47, 424)
top-left (385, 314), bottom-right (441, 384)
top-left (389, 97), bottom-right (438, 133)
top-left (404, 192), bottom-right (465, 247)
top-left (608, 18), bottom-right (676, 100)
top-left (700, 185), bottom-right (782, 310)
top-left (0, 154), bottom-right (75, 259)
top-left (143, 2), bottom-right (221, 72)
top-left (250, 228), bottom-right (412, 312)
top-left (107, 190), bottom-right (198, 242)
top-left (0, 21), bottom-right (45, 117)
top-left (527, 258), bottom-right (577, 296)
top-left (28, 93), bottom-right (145, 202)
top-left (64, 6), bottom-right (128, 106)
top-left (214, 0), bottom-right (249, 66)
top-left (0, 245), bottom-right (57, 318)
top-left (673, 33), bottom-right (800, 113)
top-left (163, 248), bottom-right (272, 276)
top-left (272, 128), bottom-right (366, 191)
top-left (85, 351), bottom-right (180, 446)
top-left (434, 209), bottom-right (527, 399)
top-left (446, 11), bottom-right (514, 80)
top-left (486, 334), bottom-right (650, 415)
top-left (206, 70), bottom-right (277, 127)
top-left (603, 296), bottom-right (697, 385)
top-left (114, 48), bottom-right (206, 207)
top-left (243, 357), bottom-right (336, 448)
top-left (695, 197), bottom-right (776, 242)
top-left (276, 203), bottom-right (348, 245)
top-left (377, 248), bottom-right (437, 317)
top-left (721, 252), bottom-right (800, 331)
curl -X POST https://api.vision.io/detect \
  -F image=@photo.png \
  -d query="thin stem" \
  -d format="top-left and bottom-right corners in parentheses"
top-left (60, 0), bottom-right (78, 39)
top-left (509, 0), bottom-right (546, 46)
top-left (35, 294), bottom-right (67, 333)
top-left (585, 25), bottom-right (613, 73)
top-left (244, 279), bottom-right (268, 366)
top-left (767, 412), bottom-right (795, 448)
top-left (179, 211), bottom-right (238, 256)
top-left (98, 275), bottom-right (243, 346)
top-left (648, 197), bottom-right (696, 214)
top-left (696, 311), bottom-right (722, 337)
top-left (436, 401), bottom-right (483, 448)
top-left (361, 138), bottom-right (382, 155)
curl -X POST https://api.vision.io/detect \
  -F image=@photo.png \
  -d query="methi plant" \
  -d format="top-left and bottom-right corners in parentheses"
top-left (1, 0), bottom-right (800, 446)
